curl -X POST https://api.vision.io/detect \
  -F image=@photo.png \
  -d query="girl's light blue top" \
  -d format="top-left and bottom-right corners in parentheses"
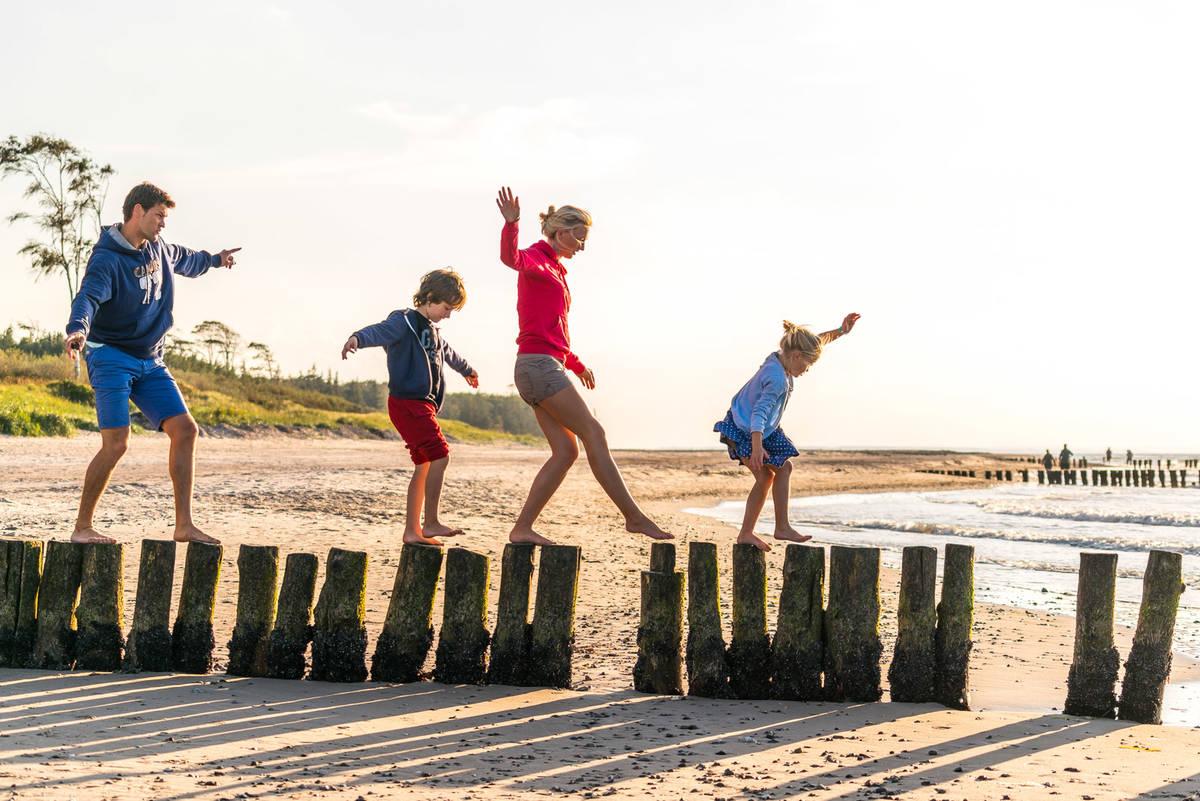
top-left (729, 352), bottom-right (793, 436)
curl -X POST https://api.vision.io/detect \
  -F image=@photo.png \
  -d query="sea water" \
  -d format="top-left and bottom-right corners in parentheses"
top-left (686, 483), bottom-right (1200, 725)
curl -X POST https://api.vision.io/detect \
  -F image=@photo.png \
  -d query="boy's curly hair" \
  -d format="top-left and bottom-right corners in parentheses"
top-left (413, 268), bottom-right (467, 310)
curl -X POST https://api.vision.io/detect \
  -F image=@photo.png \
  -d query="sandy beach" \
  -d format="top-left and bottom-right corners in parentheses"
top-left (1, 434), bottom-right (1198, 800)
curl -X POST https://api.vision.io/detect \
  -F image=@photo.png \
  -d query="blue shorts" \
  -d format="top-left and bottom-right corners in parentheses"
top-left (84, 344), bottom-right (189, 431)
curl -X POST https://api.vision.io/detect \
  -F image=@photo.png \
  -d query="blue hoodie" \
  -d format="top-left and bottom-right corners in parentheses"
top-left (66, 224), bottom-right (221, 358)
top-left (353, 309), bottom-right (474, 411)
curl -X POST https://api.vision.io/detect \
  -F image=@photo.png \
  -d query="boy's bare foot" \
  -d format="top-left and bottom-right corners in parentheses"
top-left (173, 524), bottom-right (220, 545)
top-left (422, 522), bottom-right (462, 539)
top-left (773, 526), bottom-right (813, 544)
top-left (626, 517), bottom-right (674, 541)
top-left (71, 527), bottom-right (116, 545)
top-left (737, 531), bottom-right (772, 552)
top-left (509, 527), bottom-right (556, 546)
top-left (402, 531), bottom-right (444, 547)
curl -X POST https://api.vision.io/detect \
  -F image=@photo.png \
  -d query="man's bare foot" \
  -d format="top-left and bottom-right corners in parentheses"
top-left (422, 522), bottom-right (462, 539)
top-left (626, 517), bottom-right (674, 541)
top-left (402, 530), bottom-right (444, 547)
top-left (773, 526), bottom-right (813, 544)
top-left (737, 532), bottom-right (772, 552)
top-left (173, 524), bottom-right (221, 545)
top-left (71, 527), bottom-right (116, 545)
top-left (509, 527), bottom-right (556, 546)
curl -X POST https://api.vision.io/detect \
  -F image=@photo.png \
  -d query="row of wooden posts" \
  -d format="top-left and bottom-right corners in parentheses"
top-left (0, 538), bottom-right (582, 688)
top-left (1040, 469), bottom-right (1194, 488)
top-left (634, 542), bottom-right (975, 708)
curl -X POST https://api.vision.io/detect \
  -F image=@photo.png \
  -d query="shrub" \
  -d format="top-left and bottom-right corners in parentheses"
top-left (47, 380), bottom-right (95, 406)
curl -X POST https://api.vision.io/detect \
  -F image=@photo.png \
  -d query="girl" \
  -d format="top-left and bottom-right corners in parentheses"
top-left (495, 186), bottom-right (672, 546)
top-left (715, 314), bottom-right (860, 551)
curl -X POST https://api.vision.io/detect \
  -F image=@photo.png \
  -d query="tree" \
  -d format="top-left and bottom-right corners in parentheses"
top-left (247, 341), bottom-right (278, 379)
top-left (0, 134), bottom-right (114, 306)
top-left (192, 320), bottom-right (241, 370)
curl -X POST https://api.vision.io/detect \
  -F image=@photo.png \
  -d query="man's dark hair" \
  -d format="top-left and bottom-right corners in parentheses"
top-left (122, 182), bottom-right (175, 221)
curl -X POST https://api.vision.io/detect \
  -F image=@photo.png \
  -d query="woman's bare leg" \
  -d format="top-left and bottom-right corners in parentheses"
top-left (738, 463), bottom-right (775, 551)
top-left (770, 460), bottom-right (810, 543)
top-left (510, 406), bottom-right (579, 545)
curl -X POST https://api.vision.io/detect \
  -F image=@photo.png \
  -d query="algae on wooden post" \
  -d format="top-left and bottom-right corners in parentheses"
top-left (728, 543), bottom-right (771, 699)
top-left (0, 540), bottom-right (24, 667)
top-left (171, 542), bottom-right (223, 674)
top-left (76, 543), bottom-right (125, 671)
top-left (1118, 550), bottom-right (1185, 724)
top-left (686, 541), bottom-right (728, 697)
top-left (487, 542), bottom-right (535, 685)
top-left (633, 543), bottom-right (684, 695)
top-left (372, 544), bottom-right (443, 683)
top-left (311, 547), bottom-right (368, 682)
top-left (12, 540), bottom-right (42, 667)
top-left (1064, 552), bottom-right (1119, 718)
top-left (770, 544), bottom-right (825, 701)
top-left (824, 545), bottom-right (882, 702)
top-left (888, 546), bottom-right (938, 703)
top-left (267, 552), bottom-right (318, 679)
top-left (434, 548), bottom-right (491, 685)
top-left (32, 540), bottom-right (85, 670)
top-left (524, 544), bottom-right (581, 688)
top-left (226, 545), bottom-right (279, 677)
top-left (124, 539), bottom-right (176, 672)
top-left (934, 543), bottom-right (975, 710)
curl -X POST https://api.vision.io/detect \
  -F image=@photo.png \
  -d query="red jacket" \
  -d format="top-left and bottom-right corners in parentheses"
top-left (500, 221), bottom-right (586, 375)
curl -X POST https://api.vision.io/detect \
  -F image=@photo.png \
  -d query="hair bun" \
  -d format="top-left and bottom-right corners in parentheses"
top-left (539, 205), bottom-right (557, 223)
top-left (782, 319), bottom-right (799, 333)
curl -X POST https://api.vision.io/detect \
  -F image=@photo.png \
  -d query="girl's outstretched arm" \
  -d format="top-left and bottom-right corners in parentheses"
top-left (818, 312), bottom-right (861, 345)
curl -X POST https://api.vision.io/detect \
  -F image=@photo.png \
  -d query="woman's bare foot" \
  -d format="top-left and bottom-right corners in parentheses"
top-left (71, 527), bottom-right (116, 545)
top-left (402, 530), bottom-right (444, 547)
top-left (422, 522), bottom-right (462, 539)
top-left (509, 527), bottom-right (556, 546)
top-left (625, 517), bottom-right (674, 541)
top-left (773, 526), bottom-right (813, 544)
top-left (737, 531), bottom-right (772, 552)
top-left (173, 524), bottom-right (220, 545)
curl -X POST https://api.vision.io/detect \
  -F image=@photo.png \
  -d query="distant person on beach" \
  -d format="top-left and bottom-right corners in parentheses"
top-left (495, 186), bottom-right (671, 546)
top-left (1127, 449), bottom-right (1133, 464)
top-left (1059, 444), bottom-right (1073, 470)
top-left (1106, 447), bottom-right (1112, 463)
top-left (341, 269), bottom-right (479, 546)
top-left (63, 182), bottom-right (240, 546)
top-left (714, 315), bottom-right (860, 552)
top-left (1042, 450), bottom-right (1054, 472)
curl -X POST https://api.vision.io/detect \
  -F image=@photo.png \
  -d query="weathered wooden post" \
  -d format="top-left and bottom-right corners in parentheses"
top-left (824, 546), bottom-right (882, 702)
top-left (75, 543), bottom-right (124, 671)
top-left (1169, 470), bottom-right (1178, 488)
top-left (1118, 551), bottom-right (1186, 724)
top-left (171, 542), bottom-right (222, 674)
top-left (984, 470), bottom-right (992, 480)
top-left (311, 547), bottom-right (369, 682)
top-left (770, 544), bottom-right (824, 701)
top-left (372, 544), bottom-right (443, 683)
top-left (686, 541), bottom-right (729, 697)
top-left (1124, 469), bottom-right (1132, 485)
top-left (1081, 470), bottom-right (1089, 486)
top-left (1100, 471), bottom-right (1109, 486)
top-left (1038, 470), bottom-right (1045, 484)
top-left (487, 543), bottom-right (535, 685)
top-left (523, 544), bottom-right (581, 688)
top-left (935, 543), bottom-right (975, 710)
top-left (889, 545), bottom-right (938, 703)
top-left (0, 540), bottom-right (20, 667)
top-left (32, 540), bottom-right (85, 670)
top-left (1021, 469), bottom-right (1029, 482)
top-left (227, 545), bottom-right (279, 677)
top-left (124, 539), bottom-right (176, 672)
top-left (728, 543), bottom-right (771, 699)
top-left (633, 543), bottom-right (684, 695)
top-left (1158, 469), bottom-right (1166, 487)
top-left (1005, 470), bottom-right (1014, 481)
top-left (0, 539), bottom-right (42, 668)
top-left (1064, 553), bottom-right (1119, 718)
top-left (434, 548), bottom-right (491, 685)
top-left (266, 552), bottom-right (319, 679)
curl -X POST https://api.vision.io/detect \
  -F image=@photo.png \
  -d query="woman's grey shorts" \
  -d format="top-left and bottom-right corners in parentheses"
top-left (514, 354), bottom-right (572, 406)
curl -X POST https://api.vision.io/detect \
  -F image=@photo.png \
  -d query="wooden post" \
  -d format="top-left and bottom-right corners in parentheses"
top-left (524, 544), bottom-right (581, 688)
top-left (75, 543), bottom-right (125, 671)
top-left (728, 544), bottom-right (771, 699)
top-left (824, 546), bottom-right (882, 702)
top-left (1100, 471), bottom-right (1109, 486)
top-left (311, 547), bottom-right (369, 682)
top-left (226, 545), bottom-right (279, 677)
top-left (1081, 470), bottom-right (1089, 486)
top-left (1064, 552), bottom-right (1119, 718)
top-left (171, 542), bottom-right (223, 674)
top-left (889, 545), bottom-right (938, 703)
top-left (1005, 470), bottom-right (1013, 481)
top-left (633, 543), bottom-right (685, 695)
top-left (1170, 470), bottom-right (1178, 488)
top-left (486, 543), bottom-right (534, 685)
top-left (32, 541), bottom-right (85, 670)
top-left (434, 548), bottom-right (491, 685)
top-left (935, 543), bottom-right (975, 710)
top-left (770, 544), bottom-right (824, 701)
top-left (686, 541), bottom-right (729, 697)
top-left (1118, 551), bottom-right (1185, 724)
top-left (984, 470), bottom-right (992, 480)
top-left (266, 552), bottom-right (319, 679)
top-left (0, 539), bottom-right (41, 668)
top-left (1022, 469), bottom-right (1029, 482)
top-left (372, 544), bottom-right (443, 683)
top-left (124, 539), bottom-right (176, 672)
top-left (1038, 470), bottom-right (1045, 484)
top-left (1158, 469), bottom-right (1166, 487)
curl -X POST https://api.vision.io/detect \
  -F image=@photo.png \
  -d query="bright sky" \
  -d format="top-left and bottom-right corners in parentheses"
top-left (2, 1), bottom-right (1198, 451)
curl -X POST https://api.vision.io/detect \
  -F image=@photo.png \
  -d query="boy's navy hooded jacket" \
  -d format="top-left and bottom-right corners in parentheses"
top-left (353, 309), bottom-right (474, 410)
top-left (66, 224), bottom-right (221, 358)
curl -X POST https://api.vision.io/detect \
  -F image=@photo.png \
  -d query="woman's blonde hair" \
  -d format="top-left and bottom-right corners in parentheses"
top-left (780, 320), bottom-right (823, 361)
top-left (540, 204), bottom-right (592, 238)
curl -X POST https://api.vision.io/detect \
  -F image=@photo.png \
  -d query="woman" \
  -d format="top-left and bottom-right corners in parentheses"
top-left (496, 186), bottom-right (672, 546)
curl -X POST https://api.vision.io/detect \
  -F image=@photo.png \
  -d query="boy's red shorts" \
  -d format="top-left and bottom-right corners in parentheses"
top-left (387, 397), bottom-right (450, 465)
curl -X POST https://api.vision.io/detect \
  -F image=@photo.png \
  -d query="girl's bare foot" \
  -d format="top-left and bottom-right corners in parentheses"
top-left (71, 527), bottom-right (116, 545)
top-left (173, 524), bottom-right (220, 545)
top-left (773, 526), bottom-right (813, 544)
top-left (509, 527), bottom-right (556, 546)
top-left (402, 530), bottom-right (444, 547)
top-left (422, 522), bottom-right (462, 539)
top-left (625, 517), bottom-right (674, 541)
top-left (737, 531), bottom-right (772, 552)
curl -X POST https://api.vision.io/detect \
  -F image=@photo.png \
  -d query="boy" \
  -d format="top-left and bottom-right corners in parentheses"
top-left (342, 269), bottom-right (479, 546)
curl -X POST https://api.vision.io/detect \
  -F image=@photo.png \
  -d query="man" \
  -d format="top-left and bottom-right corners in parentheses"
top-left (64, 182), bottom-right (240, 545)
top-left (1059, 444), bottom-right (1073, 471)
top-left (1041, 449), bottom-right (1054, 472)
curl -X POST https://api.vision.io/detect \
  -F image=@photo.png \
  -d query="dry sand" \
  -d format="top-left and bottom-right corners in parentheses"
top-left (1, 434), bottom-right (1198, 801)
